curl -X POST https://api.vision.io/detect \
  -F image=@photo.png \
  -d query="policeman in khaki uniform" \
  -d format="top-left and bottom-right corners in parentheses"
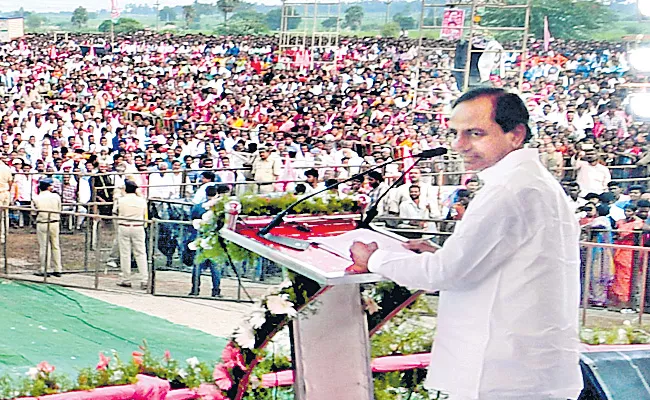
top-left (113, 180), bottom-right (149, 290)
top-left (33, 179), bottom-right (62, 277)
top-left (0, 158), bottom-right (13, 243)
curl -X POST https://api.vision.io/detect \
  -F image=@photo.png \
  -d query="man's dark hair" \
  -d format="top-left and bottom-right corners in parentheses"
top-left (202, 171), bottom-right (215, 182)
top-left (567, 181), bottom-right (580, 189)
top-left (607, 181), bottom-right (620, 188)
top-left (325, 178), bottom-right (338, 187)
top-left (457, 189), bottom-right (471, 198)
top-left (295, 183), bottom-right (307, 195)
top-left (206, 186), bottom-right (218, 198)
top-left (38, 180), bottom-right (51, 192)
top-left (216, 184), bottom-right (230, 194)
top-left (368, 171), bottom-right (384, 182)
top-left (452, 87), bottom-right (532, 143)
top-left (638, 200), bottom-right (650, 208)
top-left (629, 185), bottom-right (645, 193)
top-left (125, 180), bottom-right (138, 194)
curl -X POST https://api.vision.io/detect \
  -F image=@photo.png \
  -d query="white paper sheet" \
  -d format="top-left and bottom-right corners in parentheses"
top-left (310, 228), bottom-right (411, 261)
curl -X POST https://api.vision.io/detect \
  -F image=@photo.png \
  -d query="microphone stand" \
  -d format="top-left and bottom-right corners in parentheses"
top-left (357, 155), bottom-right (426, 230)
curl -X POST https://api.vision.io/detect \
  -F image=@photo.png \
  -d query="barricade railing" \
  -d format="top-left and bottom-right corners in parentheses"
top-left (0, 204), bottom-right (280, 303)
top-left (580, 240), bottom-right (650, 326)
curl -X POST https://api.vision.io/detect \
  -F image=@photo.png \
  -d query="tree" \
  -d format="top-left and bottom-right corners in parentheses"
top-left (216, 18), bottom-right (269, 35)
top-left (266, 8), bottom-right (301, 31)
top-left (71, 6), bottom-right (89, 28)
top-left (481, 0), bottom-right (614, 39)
top-left (217, 0), bottom-right (241, 25)
top-left (321, 16), bottom-right (339, 30)
top-left (25, 13), bottom-right (46, 31)
top-left (380, 22), bottom-right (400, 37)
top-left (231, 10), bottom-right (266, 23)
top-left (343, 5), bottom-right (364, 30)
top-left (160, 6), bottom-right (177, 22)
top-left (98, 17), bottom-right (144, 33)
top-left (182, 5), bottom-right (196, 29)
top-left (392, 13), bottom-right (416, 30)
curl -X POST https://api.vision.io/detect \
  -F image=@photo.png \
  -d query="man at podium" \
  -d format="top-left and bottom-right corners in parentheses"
top-left (350, 88), bottom-right (583, 400)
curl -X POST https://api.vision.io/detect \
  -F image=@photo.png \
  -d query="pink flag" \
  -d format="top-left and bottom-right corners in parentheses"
top-left (18, 40), bottom-right (26, 51)
top-left (543, 16), bottom-right (551, 52)
top-left (49, 46), bottom-right (58, 59)
top-left (402, 147), bottom-right (414, 184)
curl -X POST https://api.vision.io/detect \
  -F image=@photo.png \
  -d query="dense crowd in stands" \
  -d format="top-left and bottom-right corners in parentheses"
top-left (0, 32), bottom-right (648, 230)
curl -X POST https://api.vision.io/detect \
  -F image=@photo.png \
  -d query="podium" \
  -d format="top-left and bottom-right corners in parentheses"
top-left (220, 214), bottom-right (397, 400)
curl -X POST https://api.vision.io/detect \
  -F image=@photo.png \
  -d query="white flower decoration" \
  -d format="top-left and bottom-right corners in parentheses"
top-left (111, 370), bottom-right (124, 382)
top-left (188, 241), bottom-right (199, 251)
top-left (192, 219), bottom-right (203, 230)
top-left (623, 320), bottom-right (632, 326)
top-left (248, 306), bottom-right (267, 329)
top-left (178, 368), bottom-right (188, 379)
top-left (278, 280), bottom-right (293, 289)
top-left (266, 294), bottom-right (297, 317)
top-left (26, 367), bottom-right (39, 380)
top-left (234, 323), bottom-right (256, 349)
top-left (203, 198), bottom-right (219, 209)
top-left (200, 237), bottom-right (213, 250)
top-left (201, 210), bottom-right (214, 223)
top-left (186, 357), bottom-right (200, 368)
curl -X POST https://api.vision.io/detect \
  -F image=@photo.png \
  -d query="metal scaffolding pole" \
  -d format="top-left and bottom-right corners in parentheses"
top-left (278, 0), bottom-right (342, 70)
top-left (413, 0), bottom-right (532, 112)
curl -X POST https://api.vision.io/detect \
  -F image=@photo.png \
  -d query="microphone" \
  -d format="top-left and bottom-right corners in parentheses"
top-left (257, 147), bottom-right (448, 238)
top-left (357, 147), bottom-right (447, 229)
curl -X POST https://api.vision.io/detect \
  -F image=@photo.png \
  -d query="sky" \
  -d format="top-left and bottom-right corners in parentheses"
top-left (0, 0), bottom-right (283, 13)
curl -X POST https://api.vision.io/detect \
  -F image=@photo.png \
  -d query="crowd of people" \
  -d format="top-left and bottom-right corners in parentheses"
top-left (0, 30), bottom-right (649, 297)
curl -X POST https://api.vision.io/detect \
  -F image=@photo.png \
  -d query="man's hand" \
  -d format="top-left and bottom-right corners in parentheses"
top-left (348, 241), bottom-right (378, 274)
top-left (403, 239), bottom-right (439, 254)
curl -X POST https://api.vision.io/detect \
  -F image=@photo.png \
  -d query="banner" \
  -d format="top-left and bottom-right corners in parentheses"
top-left (111, 0), bottom-right (120, 22)
top-left (543, 16), bottom-right (552, 51)
top-left (441, 9), bottom-right (465, 40)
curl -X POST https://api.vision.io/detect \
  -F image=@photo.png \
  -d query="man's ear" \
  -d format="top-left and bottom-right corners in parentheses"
top-left (510, 123), bottom-right (527, 148)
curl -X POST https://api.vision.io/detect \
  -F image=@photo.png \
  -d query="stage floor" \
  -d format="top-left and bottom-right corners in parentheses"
top-left (0, 279), bottom-right (228, 378)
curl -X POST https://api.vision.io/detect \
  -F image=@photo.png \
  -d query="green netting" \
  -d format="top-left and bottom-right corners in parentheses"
top-left (0, 280), bottom-right (227, 379)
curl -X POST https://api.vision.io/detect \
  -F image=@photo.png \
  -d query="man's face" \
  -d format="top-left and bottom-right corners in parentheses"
top-left (450, 97), bottom-right (523, 172)
top-left (568, 186), bottom-right (580, 199)
top-left (408, 169), bottom-right (421, 183)
top-left (368, 177), bottom-right (380, 189)
top-left (637, 207), bottom-right (650, 221)
top-left (609, 185), bottom-right (622, 198)
top-left (306, 174), bottom-right (317, 184)
top-left (630, 189), bottom-right (643, 201)
top-left (409, 187), bottom-right (420, 200)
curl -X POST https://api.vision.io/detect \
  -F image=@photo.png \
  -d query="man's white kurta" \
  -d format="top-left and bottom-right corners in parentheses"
top-left (368, 149), bottom-right (583, 400)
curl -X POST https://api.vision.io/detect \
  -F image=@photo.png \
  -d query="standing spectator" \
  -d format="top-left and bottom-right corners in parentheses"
top-left (188, 186), bottom-right (222, 297)
top-left (539, 142), bottom-right (564, 180)
top-left (573, 147), bottom-right (611, 196)
top-left (32, 179), bottom-right (62, 278)
top-left (0, 157), bottom-right (12, 242)
top-left (610, 204), bottom-right (643, 312)
top-left (398, 185), bottom-right (432, 230)
top-left (61, 174), bottom-right (82, 230)
top-left (114, 180), bottom-right (149, 290)
top-left (251, 147), bottom-right (281, 194)
top-left (192, 171), bottom-right (219, 204)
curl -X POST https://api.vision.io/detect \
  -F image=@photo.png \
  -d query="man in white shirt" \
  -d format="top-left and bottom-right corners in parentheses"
top-left (573, 147), bottom-right (611, 197)
top-left (350, 88), bottom-right (583, 400)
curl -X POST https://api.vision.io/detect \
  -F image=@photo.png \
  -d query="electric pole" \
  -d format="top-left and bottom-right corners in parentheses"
top-left (155, 0), bottom-right (160, 31)
top-left (385, 0), bottom-right (392, 24)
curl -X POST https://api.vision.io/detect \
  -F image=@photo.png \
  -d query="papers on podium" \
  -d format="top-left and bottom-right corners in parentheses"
top-left (310, 228), bottom-right (412, 261)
